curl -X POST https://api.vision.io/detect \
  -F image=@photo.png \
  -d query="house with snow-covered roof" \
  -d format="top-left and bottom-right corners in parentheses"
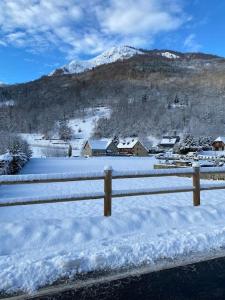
top-left (159, 136), bottom-right (180, 149)
top-left (212, 137), bottom-right (225, 151)
top-left (117, 138), bottom-right (148, 156)
top-left (82, 139), bottom-right (118, 156)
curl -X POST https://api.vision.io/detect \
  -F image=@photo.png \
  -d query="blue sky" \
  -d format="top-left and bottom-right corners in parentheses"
top-left (0, 0), bottom-right (224, 84)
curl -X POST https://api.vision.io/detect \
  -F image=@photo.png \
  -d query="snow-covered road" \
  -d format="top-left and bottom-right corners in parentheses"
top-left (1, 157), bottom-right (225, 293)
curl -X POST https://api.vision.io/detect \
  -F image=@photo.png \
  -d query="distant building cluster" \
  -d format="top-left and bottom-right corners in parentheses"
top-left (81, 135), bottom-right (185, 157)
top-left (82, 137), bottom-right (149, 157)
top-left (81, 135), bottom-right (225, 157)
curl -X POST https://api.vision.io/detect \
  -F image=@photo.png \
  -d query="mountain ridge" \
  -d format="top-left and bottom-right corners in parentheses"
top-left (50, 46), bottom-right (145, 76)
top-left (50, 46), bottom-right (222, 77)
top-left (1, 47), bottom-right (225, 138)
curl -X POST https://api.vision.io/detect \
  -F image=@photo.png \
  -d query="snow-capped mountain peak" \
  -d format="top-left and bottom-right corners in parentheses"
top-left (91, 46), bottom-right (144, 65)
top-left (50, 46), bottom-right (144, 75)
top-left (49, 46), bottom-right (183, 76)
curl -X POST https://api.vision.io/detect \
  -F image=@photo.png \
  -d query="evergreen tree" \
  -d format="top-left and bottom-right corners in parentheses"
top-left (68, 144), bottom-right (72, 157)
top-left (58, 120), bottom-right (72, 141)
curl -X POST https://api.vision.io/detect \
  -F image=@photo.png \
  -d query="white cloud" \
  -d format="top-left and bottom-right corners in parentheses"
top-left (184, 33), bottom-right (201, 52)
top-left (0, 0), bottom-right (82, 54)
top-left (0, 40), bottom-right (7, 47)
top-left (98, 0), bottom-right (183, 35)
top-left (0, 0), bottom-right (188, 58)
top-left (6, 31), bottom-right (27, 47)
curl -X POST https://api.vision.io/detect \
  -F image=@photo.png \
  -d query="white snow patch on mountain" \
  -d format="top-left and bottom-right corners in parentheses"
top-left (161, 52), bottom-right (180, 59)
top-left (50, 46), bottom-right (144, 75)
top-left (0, 100), bottom-right (14, 107)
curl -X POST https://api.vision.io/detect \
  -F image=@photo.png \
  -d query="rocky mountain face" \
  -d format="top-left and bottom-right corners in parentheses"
top-left (0, 47), bottom-right (225, 138)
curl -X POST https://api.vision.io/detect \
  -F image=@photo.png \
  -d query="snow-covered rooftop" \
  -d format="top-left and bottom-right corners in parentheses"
top-left (117, 138), bottom-right (139, 149)
top-left (88, 139), bottom-right (112, 150)
top-left (160, 138), bottom-right (177, 145)
top-left (213, 136), bottom-right (225, 143)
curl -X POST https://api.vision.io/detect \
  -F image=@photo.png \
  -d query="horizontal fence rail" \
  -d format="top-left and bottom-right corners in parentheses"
top-left (112, 168), bottom-right (195, 179)
top-left (0, 172), bottom-right (105, 185)
top-left (0, 192), bottom-right (105, 207)
top-left (1, 165), bottom-right (225, 216)
top-left (112, 186), bottom-right (194, 198)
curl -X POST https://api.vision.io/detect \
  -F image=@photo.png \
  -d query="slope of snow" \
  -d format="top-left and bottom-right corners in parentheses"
top-left (1, 157), bottom-right (225, 293)
top-left (21, 107), bottom-right (111, 157)
top-left (51, 46), bottom-right (144, 75)
top-left (69, 107), bottom-right (111, 156)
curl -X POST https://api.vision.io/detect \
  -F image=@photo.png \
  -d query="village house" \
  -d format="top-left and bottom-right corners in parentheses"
top-left (117, 138), bottom-right (149, 156)
top-left (82, 139), bottom-right (118, 156)
top-left (212, 137), bottom-right (225, 151)
top-left (159, 136), bottom-right (180, 150)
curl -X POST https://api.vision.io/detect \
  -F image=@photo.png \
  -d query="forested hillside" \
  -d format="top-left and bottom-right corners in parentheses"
top-left (1, 49), bottom-right (225, 138)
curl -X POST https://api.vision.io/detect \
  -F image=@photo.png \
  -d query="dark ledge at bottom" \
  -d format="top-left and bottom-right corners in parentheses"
top-left (3, 248), bottom-right (225, 300)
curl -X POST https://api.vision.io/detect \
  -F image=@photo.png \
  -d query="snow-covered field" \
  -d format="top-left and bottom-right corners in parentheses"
top-left (1, 156), bottom-right (225, 294)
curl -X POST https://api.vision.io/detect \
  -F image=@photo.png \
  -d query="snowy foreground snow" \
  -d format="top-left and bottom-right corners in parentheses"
top-left (1, 157), bottom-right (225, 293)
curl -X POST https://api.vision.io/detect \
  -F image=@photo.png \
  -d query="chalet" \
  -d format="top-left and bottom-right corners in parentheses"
top-left (212, 137), bottom-right (225, 151)
top-left (82, 139), bottom-right (118, 156)
top-left (117, 138), bottom-right (148, 156)
top-left (159, 136), bottom-right (180, 149)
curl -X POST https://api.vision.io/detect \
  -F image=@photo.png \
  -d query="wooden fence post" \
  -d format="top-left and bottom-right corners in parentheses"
top-left (193, 163), bottom-right (200, 206)
top-left (104, 166), bottom-right (112, 216)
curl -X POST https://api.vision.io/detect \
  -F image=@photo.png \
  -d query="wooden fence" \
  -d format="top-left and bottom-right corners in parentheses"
top-left (1, 164), bottom-right (225, 216)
